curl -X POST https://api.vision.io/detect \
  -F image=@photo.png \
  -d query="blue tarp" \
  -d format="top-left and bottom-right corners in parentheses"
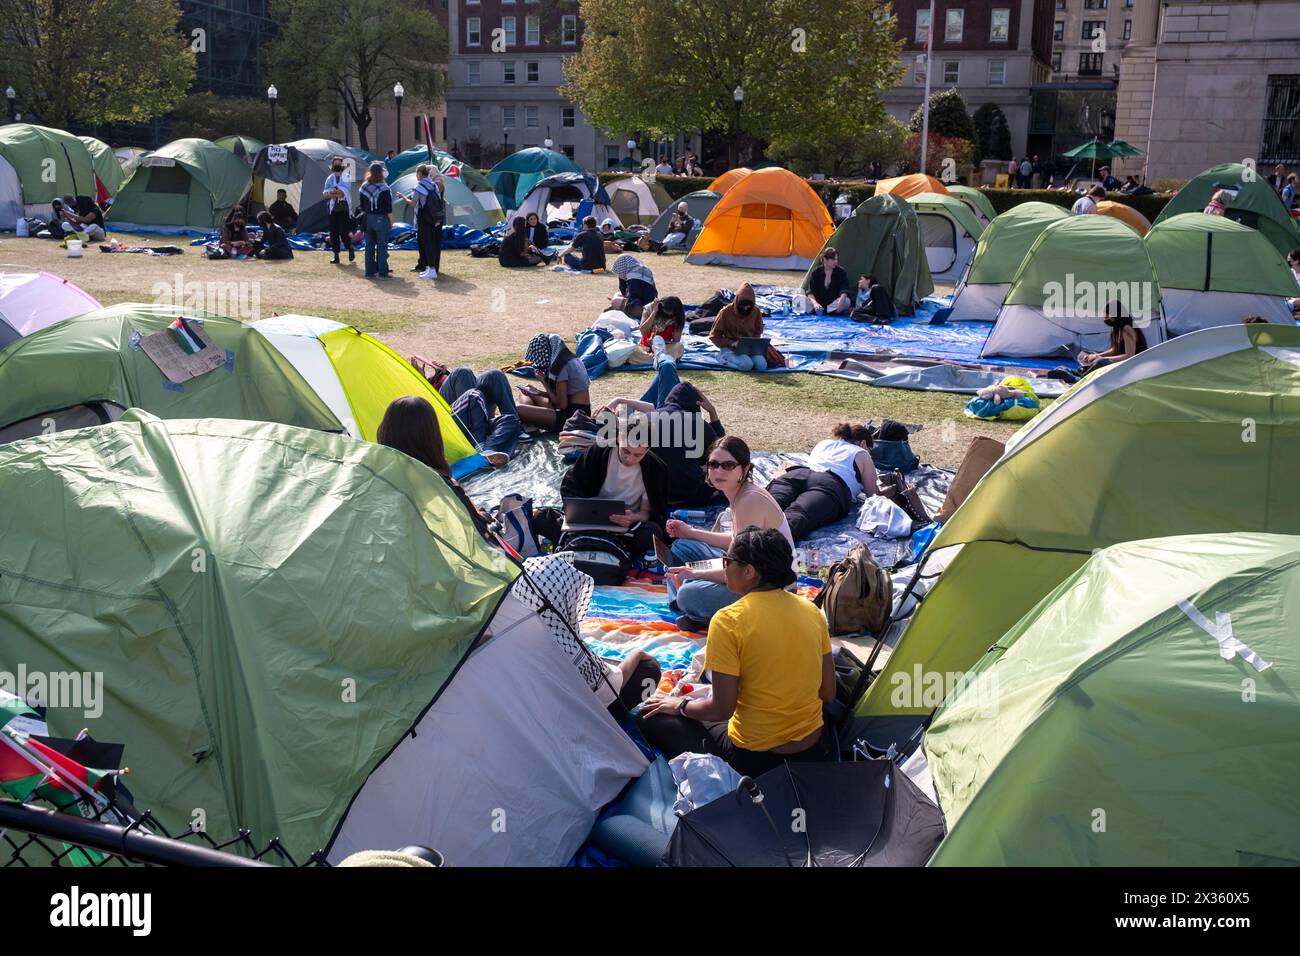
top-left (187, 222), bottom-right (492, 251)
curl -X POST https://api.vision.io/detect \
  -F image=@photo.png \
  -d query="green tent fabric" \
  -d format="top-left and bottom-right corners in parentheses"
top-left (106, 138), bottom-right (252, 232)
top-left (944, 184), bottom-right (996, 224)
top-left (390, 171), bottom-right (491, 229)
top-left (487, 147), bottom-right (583, 213)
top-left (1003, 214), bottom-right (1160, 309)
top-left (1154, 162), bottom-right (1300, 257)
top-left (0, 411), bottom-right (519, 858)
top-left (803, 194), bottom-right (933, 316)
top-left (1144, 212), bottom-right (1296, 297)
top-left (907, 192), bottom-right (984, 242)
top-left (963, 201), bottom-right (1070, 286)
top-left (0, 124), bottom-right (97, 228)
top-left (78, 135), bottom-right (126, 195)
top-left (927, 533), bottom-right (1300, 866)
top-left (212, 134), bottom-right (266, 165)
top-left (855, 323), bottom-right (1300, 726)
top-left (0, 303), bottom-right (343, 441)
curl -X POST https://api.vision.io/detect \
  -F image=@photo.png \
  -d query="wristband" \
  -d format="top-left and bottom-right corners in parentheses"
top-left (677, 698), bottom-right (689, 717)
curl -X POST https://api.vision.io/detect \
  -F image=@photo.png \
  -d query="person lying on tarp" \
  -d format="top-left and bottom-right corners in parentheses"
top-left (767, 423), bottom-right (878, 542)
top-left (637, 526), bottom-right (835, 777)
top-left (598, 379), bottom-right (725, 509)
top-left (268, 189), bottom-right (298, 230)
top-left (560, 412), bottom-right (669, 560)
top-left (499, 216), bottom-right (547, 267)
top-left (438, 367), bottom-right (523, 467)
top-left (609, 254), bottom-right (658, 319)
top-left (802, 246), bottom-right (852, 315)
top-left (850, 274), bottom-right (896, 323)
top-left (709, 283), bottom-right (767, 371)
top-left (517, 333), bottom-right (593, 431)
top-left (252, 211), bottom-right (294, 260)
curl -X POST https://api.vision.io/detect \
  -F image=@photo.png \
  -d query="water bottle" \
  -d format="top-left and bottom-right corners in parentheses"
top-left (670, 509), bottom-right (708, 523)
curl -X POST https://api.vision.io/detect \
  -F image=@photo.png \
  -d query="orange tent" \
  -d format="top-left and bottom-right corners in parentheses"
top-left (686, 167), bottom-right (834, 270)
top-left (706, 167), bottom-right (752, 196)
top-left (874, 174), bottom-right (951, 200)
top-left (1095, 200), bottom-right (1151, 236)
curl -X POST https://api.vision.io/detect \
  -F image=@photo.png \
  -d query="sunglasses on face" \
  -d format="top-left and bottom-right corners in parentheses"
top-left (721, 554), bottom-right (748, 567)
top-left (707, 459), bottom-right (740, 471)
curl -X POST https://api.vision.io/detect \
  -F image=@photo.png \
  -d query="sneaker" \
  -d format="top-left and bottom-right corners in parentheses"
top-left (421, 268), bottom-right (438, 279)
top-left (410, 265), bottom-right (424, 273)
top-left (331, 256), bottom-right (340, 264)
top-left (651, 334), bottom-right (666, 356)
top-left (675, 613), bottom-right (708, 634)
top-left (485, 451), bottom-right (509, 468)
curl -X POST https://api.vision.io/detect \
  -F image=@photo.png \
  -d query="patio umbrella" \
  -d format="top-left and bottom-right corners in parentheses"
top-left (1063, 138), bottom-right (1144, 179)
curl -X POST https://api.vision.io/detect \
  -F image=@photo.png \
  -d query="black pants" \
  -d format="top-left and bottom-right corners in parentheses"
top-left (609, 654), bottom-right (662, 721)
top-left (766, 467), bottom-right (852, 542)
top-left (637, 712), bottom-right (830, 778)
top-left (417, 218), bottom-right (443, 272)
top-left (328, 205), bottom-right (353, 256)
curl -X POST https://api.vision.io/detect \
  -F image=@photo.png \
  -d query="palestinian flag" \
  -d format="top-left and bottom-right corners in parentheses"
top-left (169, 316), bottom-right (205, 354)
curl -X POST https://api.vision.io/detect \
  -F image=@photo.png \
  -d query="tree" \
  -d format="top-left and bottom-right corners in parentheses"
top-left (903, 132), bottom-right (976, 181)
top-left (170, 94), bottom-right (276, 143)
top-left (267, 0), bottom-right (448, 152)
top-left (0, 0), bottom-right (194, 129)
top-left (563, 0), bottom-right (904, 168)
top-left (769, 115), bottom-right (910, 178)
top-left (909, 88), bottom-right (976, 143)
top-left (972, 102), bottom-right (1012, 163)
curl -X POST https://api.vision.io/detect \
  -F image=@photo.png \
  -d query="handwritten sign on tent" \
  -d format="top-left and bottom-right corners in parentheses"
top-left (140, 317), bottom-right (227, 384)
top-left (267, 144), bottom-right (289, 164)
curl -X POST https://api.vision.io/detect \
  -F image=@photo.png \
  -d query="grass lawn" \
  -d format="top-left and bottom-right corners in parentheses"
top-left (1, 233), bottom-right (1031, 466)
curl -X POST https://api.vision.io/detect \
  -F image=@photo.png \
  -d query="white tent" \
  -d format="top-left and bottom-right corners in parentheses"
top-left (0, 272), bottom-right (102, 349)
top-left (605, 175), bottom-right (666, 226)
top-left (513, 172), bottom-right (622, 227)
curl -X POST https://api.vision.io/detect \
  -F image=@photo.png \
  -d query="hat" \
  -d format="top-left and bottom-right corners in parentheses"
top-left (368, 161), bottom-right (385, 175)
top-left (601, 218), bottom-right (614, 230)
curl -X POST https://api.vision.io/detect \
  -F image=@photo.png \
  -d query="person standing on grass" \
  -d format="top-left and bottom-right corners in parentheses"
top-left (359, 162), bottom-right (393, 279)
top-left (324, 156), bottom-right (355, 264)
top-left (410, 164), bottom-right (445, 279)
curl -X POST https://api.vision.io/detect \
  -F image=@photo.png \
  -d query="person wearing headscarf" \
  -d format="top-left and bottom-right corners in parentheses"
top-left (517, 333), bottom-right (592, 431)
top-left (709, 283), bottom-right (767, 371)
top-left (609, 254), bottom-right (658, 319)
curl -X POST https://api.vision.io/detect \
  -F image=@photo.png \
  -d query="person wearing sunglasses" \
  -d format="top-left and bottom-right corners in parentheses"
top-left (663, 436), bottom-right (793, 632)
top-left (638, 526), bottom-right (836, 775)
top-left (802, 246), bottom-right (853, 315)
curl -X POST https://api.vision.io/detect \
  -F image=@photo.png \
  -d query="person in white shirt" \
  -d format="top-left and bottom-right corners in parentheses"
top-left (1071, 185), bottom-right (1105, 216)
top-left (655, 156), bottom-right (674, 176)
top-left (323, 156), bottom-right (355, 263)
top-left (766, 423), bottom-right (879, 541)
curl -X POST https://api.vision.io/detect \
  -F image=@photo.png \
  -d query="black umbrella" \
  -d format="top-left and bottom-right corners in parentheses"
top-left (662, 759), bottom-right (945, 867)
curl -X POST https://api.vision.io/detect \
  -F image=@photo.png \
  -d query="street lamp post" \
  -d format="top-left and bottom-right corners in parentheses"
top-left (267, 84), bottom-right (278, 143)
top-left (394, 82), bottom-right (404, 153)
top-left (732, 85), bottom-right (743, 170)
top-left (4, 87), bottom-right (15, 123)
top-left (503, 128), bottom-right (510, 160)
top-left (627, 138), bottom-right (637, 166)
top-left (544, 127), bottom-right (553, 150)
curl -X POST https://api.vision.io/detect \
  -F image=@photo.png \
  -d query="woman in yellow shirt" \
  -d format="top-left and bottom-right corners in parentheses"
top-left (639, 526), bottom-right (836, 776)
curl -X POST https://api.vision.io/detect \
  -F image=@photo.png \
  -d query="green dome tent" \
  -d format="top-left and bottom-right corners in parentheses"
top-left (927, 533), bottom-right (1300, 866)
top-left (0, 303), bottom-right (343, 444)
top-left (212, 134), bottom-right (266, 165)
top-left (0, 412), bottom-right (647, 864)
top-left (390, 170), bottom-right (491, 230)
top-left (982, 214), bottom-right (1166, 357)
top-left (487, 146), bottom-right (583, 213)
top-left (0, 124), bottom-right (97, 230)
top-left (906, 192), bottom-right (984, 283)
top-left (946, 201), bottom-right (1070, 322)
top-left (945, 184), bottom-right (996, 226)
top-left (386, 146), bottom-right (504, 223)
top-left (854, 323), bottom-right (1300, 738)
top-left (649, 189), bottom-right (719, 247)
top-left (1154, 162), bottom-right (1300, 258)
top-left (802, 194), bottom-right (933, 317)
top-left (106, 138), bottom-right (252, 233)
top-left (77, 135), bottom-right (126, 196)
top-left (1144, 212), bottom-right (1298, 333)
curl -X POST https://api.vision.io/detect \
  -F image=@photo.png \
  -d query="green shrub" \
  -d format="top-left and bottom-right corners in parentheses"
top-left (980, 188), bottom-right (1173, 221)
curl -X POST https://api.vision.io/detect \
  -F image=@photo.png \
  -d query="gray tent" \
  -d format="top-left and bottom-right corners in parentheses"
top-left (649, 189), bottom-right (720, 248)
top-left (803, 194), bottom-right (934, 317)
top-left (252, 138), bottom-right (360, 234)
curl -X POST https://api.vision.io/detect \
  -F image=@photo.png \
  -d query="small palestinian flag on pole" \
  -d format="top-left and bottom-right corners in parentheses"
top-left (169, 316), bottom-right (205, 355)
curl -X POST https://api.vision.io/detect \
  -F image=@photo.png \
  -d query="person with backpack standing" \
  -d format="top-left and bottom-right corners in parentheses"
top-left (359, 162), bottom-right (393, 279)
top-left (1019, 157), bottom-right (1033, 188)
top-left (323, 156), bottom-right (355, 264)
top-left (411, 164), bottom-right (445, 279)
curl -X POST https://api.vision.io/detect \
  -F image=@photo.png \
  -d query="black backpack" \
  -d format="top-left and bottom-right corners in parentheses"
top-left (417, 182), bottom-right (446, 224)
top-left (556, 532), bottom-right (633, 586)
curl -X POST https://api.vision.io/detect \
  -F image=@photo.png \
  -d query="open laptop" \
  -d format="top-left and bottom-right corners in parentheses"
top-left (735, 336), bottom-right (771, 357)
top-left (562, 497), bottom-right (626, 532)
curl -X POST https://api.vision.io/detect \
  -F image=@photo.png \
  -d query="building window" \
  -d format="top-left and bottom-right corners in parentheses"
top-left (525, 106), bottom-right (539, 128)
top-left (441, 116), bottom-right (447, 140)
top-left (526, 15), bottom-right (539, 44)
top-left (1123, 19), bottom-right (1132, 40)
top-left (988, 59), bottom-right (1006, 86)
top-left (605, 145), bottom-right (621, 167)
top-left (915, 10), bottom-right (930, 44)
top-left (466, 0), bottom-right (477, 4)
top-left (1124, 0), bottom-right (1132, 6)
top-left (560, 144), bottom-right (575, 159)
top-left (1261, 75), bottom-right (1300, 164)
top-left (503, 106), bottom-right (516, 128)
top-left (1056, 0), bottom-right (1067, 8)
top-left (1082, 20), bottom-right (1105, 39)
top-left (562, 15), bottom-right (577, 45)
top-left (467, 106), bottom-right (480, 129)
top-left (503, 61), bottom-right (516, 84)
top-left (1084, 0), bottom-right (1108, 8)
top-left (943, 61), bottom-right (960, 85)
top-left (526, 61), bottom-right (539, 83)
top-left (1079, 52), bottom-right (1103, 75)
top-left (991, 9), bottom-right (1009, 42)
top-left (466, 18), bottom-right (481, 46)
top-left (414, 117), bottom-right (422, 140)
top-left (945, 9), bottom-right (963, 42)
top-left (561, 106), bottom-right (575, 128)
top-left (467, 61), bottom-right (480, 85)
top-left (1054, 20), bottom-right (1064, 41)
top-left (501, 16), bottom-right (516, 47)
top-left (1051, 51), bottom-right (1062, 72)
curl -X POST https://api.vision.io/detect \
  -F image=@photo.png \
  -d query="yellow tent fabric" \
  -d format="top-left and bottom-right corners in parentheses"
top-left (1095, 200), bottom-right (1151, 236)
top-left (318, 327), bottom-right (475, 461)
top-left (686, 168), bottom-right (834, 270)
top-left (874, 174), bottom-right (951, 201)
top-left (706, 168), bottom-right (752, 196)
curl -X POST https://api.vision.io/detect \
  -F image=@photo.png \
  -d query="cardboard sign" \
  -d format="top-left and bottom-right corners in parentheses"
top-left (267, 144), bottom-right (289, 164)
top-left (139, 318), bottom-right (227, 385)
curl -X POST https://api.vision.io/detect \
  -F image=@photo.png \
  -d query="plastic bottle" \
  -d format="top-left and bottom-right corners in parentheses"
top-left (670, 509), bottom-right (708, 524)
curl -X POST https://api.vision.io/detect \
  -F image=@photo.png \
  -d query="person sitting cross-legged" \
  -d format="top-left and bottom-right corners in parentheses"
top-left (802, 246), bottom-right (852, 315)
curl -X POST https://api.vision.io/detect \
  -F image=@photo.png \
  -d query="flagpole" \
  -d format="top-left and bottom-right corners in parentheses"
top-left (919, 0), bottom-right (937, 174)
top-left (1, 729), bottom-right (109, 810)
